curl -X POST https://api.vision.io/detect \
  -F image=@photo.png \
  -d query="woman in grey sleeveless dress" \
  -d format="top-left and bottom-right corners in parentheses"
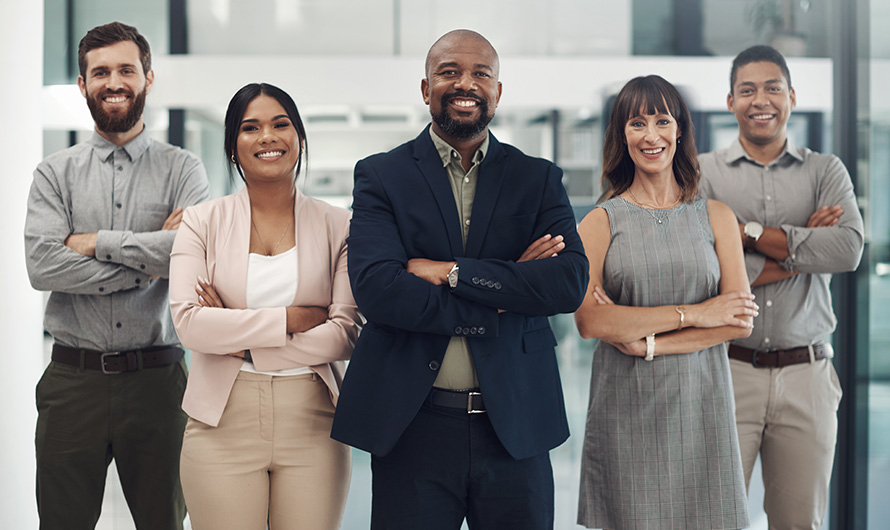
top-left (574, 76), bottom-right (757, 529)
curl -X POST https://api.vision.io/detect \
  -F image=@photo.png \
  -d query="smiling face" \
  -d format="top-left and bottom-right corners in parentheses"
top-left (235, 95), bottom-right (302, 185)
top-left (624, 110), bottom-right (680, 179)
top-left (422, 32), bottom-right (502, 142)
top-left (78, 40), bottom-right (153, 136)
top-left (728, 60), bottom-right (796, 151)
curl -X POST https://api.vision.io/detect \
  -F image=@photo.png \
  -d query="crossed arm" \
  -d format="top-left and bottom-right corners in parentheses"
top-left (574, 200), bottom-right (757, 358)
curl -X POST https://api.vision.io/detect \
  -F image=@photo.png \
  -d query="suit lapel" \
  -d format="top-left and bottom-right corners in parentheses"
top-left (414, 126), bottom-right (463, 258)
top-left (229, 188), bottom-right (252, 309)
top-left (465, 133), bottom-right (507, 258)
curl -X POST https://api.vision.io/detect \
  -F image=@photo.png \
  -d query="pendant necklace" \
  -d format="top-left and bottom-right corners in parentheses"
top-left (251, 215), bottom-right (293, 256)
top-left (627, 190), bottom-right (680, 225)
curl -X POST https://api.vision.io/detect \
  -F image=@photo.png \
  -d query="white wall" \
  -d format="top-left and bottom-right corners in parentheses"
top-left (0, 1), bottom-right (47, 529)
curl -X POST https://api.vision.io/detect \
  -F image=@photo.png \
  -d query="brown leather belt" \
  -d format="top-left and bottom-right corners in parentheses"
top-left (51, 343), bottom-right (184, 374)
top-left (428, 388), bottom-right (486, 414)
top-left (728, 343), bottom-right (830, 368)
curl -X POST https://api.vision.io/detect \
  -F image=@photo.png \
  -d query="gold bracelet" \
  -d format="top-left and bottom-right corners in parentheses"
top-left (675, 306), bottom-right (686, 330)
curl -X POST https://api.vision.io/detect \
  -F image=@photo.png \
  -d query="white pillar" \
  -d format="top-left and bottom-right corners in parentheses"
top-left (0, 2), bottom-right (45, 528)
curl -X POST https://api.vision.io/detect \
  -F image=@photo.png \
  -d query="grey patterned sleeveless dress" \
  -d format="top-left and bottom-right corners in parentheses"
top-left (577, 197), bottom-right (749, 530)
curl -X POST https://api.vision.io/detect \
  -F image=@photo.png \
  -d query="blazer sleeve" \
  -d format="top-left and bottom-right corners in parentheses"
top-left (169, 206), bottom-right (288, 354)
top-left (250, 217), bottom-right (361, 372)
top-left (452, 163), bottom-right (589, 316)
top-left (347, 157), bottom-right (501, 337)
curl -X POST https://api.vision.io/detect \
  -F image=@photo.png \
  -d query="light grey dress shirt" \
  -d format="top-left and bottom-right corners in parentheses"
top-left (429, 128), bottom-right (488, 390)
top-left (25, 129), bottom-right (210, 352)
top-left (699, 138), bottom-right (864, 351)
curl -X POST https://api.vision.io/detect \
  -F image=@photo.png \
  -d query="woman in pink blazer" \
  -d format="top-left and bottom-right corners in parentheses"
top-left (169, 83), bottom-right (360, 530)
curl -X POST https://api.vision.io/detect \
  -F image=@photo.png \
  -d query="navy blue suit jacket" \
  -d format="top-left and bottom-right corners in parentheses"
top-left (331, 126), bottom-right (589, 460)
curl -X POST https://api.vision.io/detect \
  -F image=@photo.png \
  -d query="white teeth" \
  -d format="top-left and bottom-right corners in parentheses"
top-left (453, 100), bottom-right (477, 107)
top-left (105, 96), bottom-right (126, 103)
top-left (642, 148), bottom-right (664, 155)
top-left (256, 151), bottom-right (284, 159)
top-left (752, 114), bottom-right (774, 120)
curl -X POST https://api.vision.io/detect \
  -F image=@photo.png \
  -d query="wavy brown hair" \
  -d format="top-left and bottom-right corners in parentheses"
top-left (600, 75), bottom-right (699, 203)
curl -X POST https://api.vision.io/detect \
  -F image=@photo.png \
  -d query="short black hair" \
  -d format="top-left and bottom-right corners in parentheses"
top-left (78, 21), bottom-right (151, 78)
top-left (224, 83), bottom-right (308, 185)
top-left (730, 45), bottom-right (792, 94)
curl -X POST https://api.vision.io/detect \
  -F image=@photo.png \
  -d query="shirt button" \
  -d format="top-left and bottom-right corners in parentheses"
top-left (766, 195), bottom-right (772, 201)
top-left (464, 177), bottom-right (469, 183)
top-left (465, 219), bottom-right (470, 226)
top-left (116, 322), bottom-right (122, 328)
top-left (98, 287), bottom-right (104, 292)
top-left (116, 166), bottom-right (123, 171)
top-left (140, 264), bottom-right (146, 270)
top-left (106, 254), bottom-right (112, 260)
top-left (135, 278), bottom-right (141, 284)
top-left (766, 300), bottom-right (773, 307)
top-left (764, 337), bottom-right (771, 344)
top-left (429, 360), bottom-right (440, 371)
top-left (116, 203), bottom-right (122, 209)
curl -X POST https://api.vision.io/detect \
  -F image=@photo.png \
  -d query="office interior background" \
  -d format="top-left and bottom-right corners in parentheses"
top-left (1, 0), bottom-right (888, 528)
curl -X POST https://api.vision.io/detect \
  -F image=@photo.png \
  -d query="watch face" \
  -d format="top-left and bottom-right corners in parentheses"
top-left (745, 222), bottom-right (764, 239)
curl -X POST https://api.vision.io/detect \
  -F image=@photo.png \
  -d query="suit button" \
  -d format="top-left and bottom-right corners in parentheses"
top-left (462, 327), bottom-right (470, 335)
top-left (486, 281), bottom-right (494, 288)
top-left (472, 277), bottom-right (480, 285)
top-left (494, 282), bottom-right (502, 290)
top-left (478, 327), bottom-right (486, 335)
top-left (454, 326), bottom-right (462, 334)
top-left (429, 360), bottom-right (440, 371)
top-left (470, 327), bottom-right (478, 335)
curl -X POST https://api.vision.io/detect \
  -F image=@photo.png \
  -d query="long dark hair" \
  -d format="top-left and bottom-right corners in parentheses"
top-left (224, 83), bottom-right (308, 185)
top-left (601, 75), bottom-right (699, 203)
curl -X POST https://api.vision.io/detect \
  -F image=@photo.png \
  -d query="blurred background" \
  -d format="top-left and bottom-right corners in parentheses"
top-left (2, 1), bottom-right (889, 528)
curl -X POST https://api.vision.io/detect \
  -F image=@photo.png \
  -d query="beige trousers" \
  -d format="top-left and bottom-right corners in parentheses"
top-left (730, 356), bottom-right (843, 530)
top-left (181, 372), bottom-right (351, 530)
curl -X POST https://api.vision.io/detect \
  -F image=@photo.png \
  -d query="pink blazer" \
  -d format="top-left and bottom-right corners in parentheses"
top-left (169, 187), bottom-right (360, 427)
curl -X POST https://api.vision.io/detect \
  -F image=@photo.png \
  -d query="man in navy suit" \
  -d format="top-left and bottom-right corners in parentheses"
top-left (332, 29), bottom-right (588, 529)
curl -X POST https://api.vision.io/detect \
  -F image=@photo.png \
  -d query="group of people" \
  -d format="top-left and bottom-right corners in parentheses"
top-left (24, 20), bottom-right (863, 530)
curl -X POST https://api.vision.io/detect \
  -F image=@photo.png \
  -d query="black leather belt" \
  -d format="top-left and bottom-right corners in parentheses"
top-left (51, 343), bottom-right (184, 374)
top-left (428, 388), bottom-right (486, 414)
top-left (728, 343), bottom-right (830, 368)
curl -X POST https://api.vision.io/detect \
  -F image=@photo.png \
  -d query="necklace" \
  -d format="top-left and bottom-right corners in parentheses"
top-left (626, 189), bottom-right (680, 225)
top-left (251, 214), bottom-right (294, 256)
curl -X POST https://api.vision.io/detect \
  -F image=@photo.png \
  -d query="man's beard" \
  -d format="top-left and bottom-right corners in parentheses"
top-left (431, 91), bottom-right (493, 139)
top-left (86, 86), bottom-right (146, 134)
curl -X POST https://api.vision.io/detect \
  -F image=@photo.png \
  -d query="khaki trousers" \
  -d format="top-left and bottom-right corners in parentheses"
top-left (181, 372), bottom-right (351, 530)
top-left (730, 356), bottom-right (843, 530)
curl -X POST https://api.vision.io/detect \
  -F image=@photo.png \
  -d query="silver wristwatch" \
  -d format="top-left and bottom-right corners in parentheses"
top-left (447, 263), bottom-right (459, 290)
top-left (744, 221), bottom-right (764, 248)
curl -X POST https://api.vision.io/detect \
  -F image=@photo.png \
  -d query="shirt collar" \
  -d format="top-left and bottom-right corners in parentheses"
top-left (88, 126), bottom-right (151, 162)
top-left (429, 127), bottom-right (489, 168)
top-left (724, 136), bottom-right (804, 166)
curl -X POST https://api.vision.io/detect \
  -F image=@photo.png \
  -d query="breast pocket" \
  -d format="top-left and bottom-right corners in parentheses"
top-left (133, 203), bottom-right (170, 231)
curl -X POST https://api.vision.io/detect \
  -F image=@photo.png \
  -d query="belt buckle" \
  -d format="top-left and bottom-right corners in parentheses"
top-left (100, 352), bottom-right (123, 374)
top-left (467, 391), bottom-right (485, 414)
top-left (751, 350), bottom-right (763, 368)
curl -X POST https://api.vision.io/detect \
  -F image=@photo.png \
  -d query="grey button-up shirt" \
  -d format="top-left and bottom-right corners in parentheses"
top-left (25, 129), bottom-right (210, 352)
top-left (699, 138), bottom-right (864, 351)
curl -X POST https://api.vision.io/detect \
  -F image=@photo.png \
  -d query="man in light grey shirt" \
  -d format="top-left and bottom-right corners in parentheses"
top-left (24, 22), bottom-right (208, 530)
top-left (699, 45), bottom-right (864, 529)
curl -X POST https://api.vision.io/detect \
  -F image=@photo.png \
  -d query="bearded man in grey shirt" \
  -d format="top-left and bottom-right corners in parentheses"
top-left (24, 22), bottom-right (209, 530)
top-left (699, 45), bottom-right (864, 529)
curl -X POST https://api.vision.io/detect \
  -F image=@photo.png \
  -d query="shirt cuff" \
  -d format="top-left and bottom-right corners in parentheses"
top-left (780, 224), bottom-right (812, 272)
top-left (95, 229), bottom-right (123, 263)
